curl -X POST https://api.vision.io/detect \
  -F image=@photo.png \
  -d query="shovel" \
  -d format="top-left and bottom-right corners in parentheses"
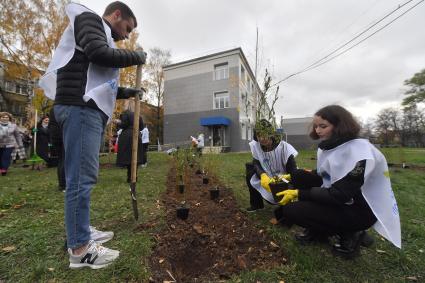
top-left (130, 64), bottom-right (143, 220)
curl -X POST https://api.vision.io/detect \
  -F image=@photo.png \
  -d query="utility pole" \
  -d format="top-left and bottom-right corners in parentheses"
top-left (254, 27), bottom-right (259, 123)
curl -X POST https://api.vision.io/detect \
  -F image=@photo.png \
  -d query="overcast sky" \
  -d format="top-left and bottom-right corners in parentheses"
top-left (80, 0), bottom-right (425, 122)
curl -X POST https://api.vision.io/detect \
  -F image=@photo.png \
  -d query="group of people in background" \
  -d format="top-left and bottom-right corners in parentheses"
top-left (0, 111), bottom-right (56, 176)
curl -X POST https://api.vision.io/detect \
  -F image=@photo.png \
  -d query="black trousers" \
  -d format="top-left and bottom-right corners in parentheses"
top-left (275, 200), bottom-right (377, 235)
top-left (245, 162), bottom-right (265, 209)
top-left (142, 143), bottom-right (148, 164)
top-left (53, 142), bottom-right (66, 189)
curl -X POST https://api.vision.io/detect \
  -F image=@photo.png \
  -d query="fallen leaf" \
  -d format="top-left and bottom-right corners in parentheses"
top-left (48, 267), bottom-right (54, 272)
top-left (419, 249), bottom-right (423, 253)
top-left (258, 229), bottom-right (264, 234)
top-left (237, 255), bottom-right (247, 269)
top-left (13, 204), bottom-right (22, 209)
top-left (195, 202), bottom-right (201, 206)
top-left (193, 224), bottom-right (203, 234)
top-left (270, 241), bottom-right (279, 248)
top-left (376, 249), bottom-right (386, 254)
top-left (2, 246), bottom-right (16, 252)
top-left (279, 281), bottom-right (285, 283)
top-left (270, 218), bottom-right (279, 225)
top-left (170, 224), bottom-right (176, 229)
top-left (159, 258), bottom-right (165, 263)
top-left (406, 276), bottom-right (418, 281)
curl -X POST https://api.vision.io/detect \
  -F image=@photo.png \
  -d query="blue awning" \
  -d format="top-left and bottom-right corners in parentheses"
top-left (200, 116), bottom-right (231, 126)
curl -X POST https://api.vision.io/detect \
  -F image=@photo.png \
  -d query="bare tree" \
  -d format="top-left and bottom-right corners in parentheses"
top-left (400, 105), bottom-right (425, 147)
top-left (374, 108), bottom-right (401, 146)
top-left (145, 47), bottom-right (171, 143)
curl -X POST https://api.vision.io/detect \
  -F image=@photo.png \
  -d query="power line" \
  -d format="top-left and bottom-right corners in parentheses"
top-left (301, 0), bottom-right (382, 69)
top-left (299, 0), bottom-right (424, 75)
top-left (270, 0), bottom-right (423, 87)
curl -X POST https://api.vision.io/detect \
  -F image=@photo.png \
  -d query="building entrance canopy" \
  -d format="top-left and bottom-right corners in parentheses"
top-left (200, 116), bottom-right (230, 126)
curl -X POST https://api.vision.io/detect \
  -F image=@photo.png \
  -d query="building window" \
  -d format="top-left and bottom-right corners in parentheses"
top-left (247, 125), bottom-right (252, 140)
top-left (15, 84), bottom-right (22, 94)
top-left (241, 123), bottom-right (246, 140)
top-left (240, 65), bottom-right (246, 84)
top-left (214, 63), bottom-right (228, 80)
top-left (5, 81), bottom-right (14, 92)
top-left (214, 91), bottom-right (229, 109)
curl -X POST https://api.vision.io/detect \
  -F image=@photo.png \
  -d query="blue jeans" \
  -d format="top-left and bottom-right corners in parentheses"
top-left (54, 105), bottom-right (107, 249)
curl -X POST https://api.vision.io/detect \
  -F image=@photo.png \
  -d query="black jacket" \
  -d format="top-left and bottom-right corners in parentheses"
top-left (36, 123), bottom-right (50, 162)
top-left (116, 111), bottom-right (144, 167)
top-left (297, 137), bottom-right (376, 223)
top-left (54, 12), bottom-right (144, 110)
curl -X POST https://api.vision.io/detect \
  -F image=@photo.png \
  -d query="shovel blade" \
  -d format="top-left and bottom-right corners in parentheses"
top-left (130, 182), bottom-right (139, 220)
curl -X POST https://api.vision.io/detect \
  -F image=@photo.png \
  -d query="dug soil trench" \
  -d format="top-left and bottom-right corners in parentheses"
top-left (147, 165), bottom-right (288, 282)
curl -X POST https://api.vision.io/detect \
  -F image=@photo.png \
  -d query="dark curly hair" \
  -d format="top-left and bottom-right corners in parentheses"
top-left (309, 105), bottom-right (360, 140)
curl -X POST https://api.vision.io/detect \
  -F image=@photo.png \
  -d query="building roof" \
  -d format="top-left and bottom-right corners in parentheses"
top-left (282, 117), bottom-right (313, 135)
top-left (163, 47), bottom-right (260, 91)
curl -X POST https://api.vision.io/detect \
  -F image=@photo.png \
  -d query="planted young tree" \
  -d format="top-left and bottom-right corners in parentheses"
top-left (173, 148), bottom-right (189, 220)
top-left (255, 68), bottom-right (280, 127)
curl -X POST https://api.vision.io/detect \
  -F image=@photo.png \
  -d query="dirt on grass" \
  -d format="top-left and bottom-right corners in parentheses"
top-left (146, 165), bottom-right (287, 282)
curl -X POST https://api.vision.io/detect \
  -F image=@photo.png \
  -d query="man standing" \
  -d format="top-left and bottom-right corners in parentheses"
top-left (39, 1), bottom-right (146, 269)
top-left (140, 125), bottom-right (149, 167)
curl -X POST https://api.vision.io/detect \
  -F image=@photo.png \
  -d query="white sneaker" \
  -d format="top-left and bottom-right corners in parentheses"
top-left (68, 240), bottom-right (119, 269)
top-left (90, 226), bottom-right (114, 244)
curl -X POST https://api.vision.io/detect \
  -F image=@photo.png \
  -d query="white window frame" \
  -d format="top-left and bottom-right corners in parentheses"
top-left (241, 123), bottom-right (246, 140)
top-left (213, 91), bottom-right (230, 110)
top-left (247, 125), bottom-right (252, 140)
top-left (214, 63), bottom-right (229, 80)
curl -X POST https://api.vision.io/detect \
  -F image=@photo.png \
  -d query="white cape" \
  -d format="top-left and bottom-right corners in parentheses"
top-left (249, 140), bottom-right (298, 204)
top-left (317, 139), bottom-right (401, 248)
top-left (39, 3), bottom-right (119, 120)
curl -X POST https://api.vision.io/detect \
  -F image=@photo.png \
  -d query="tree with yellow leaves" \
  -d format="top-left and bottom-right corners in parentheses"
top-left (0, 0), bottom-right (69, 124)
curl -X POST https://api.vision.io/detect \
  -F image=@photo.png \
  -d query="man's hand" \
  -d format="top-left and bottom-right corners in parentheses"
top-left (277, 189), bottom-right (298, 205)
top-left (117, 87), bottom-right (142, 99)
top-left (136, 50), bottom-right (147, 64)
top-left (260, 173), bottom-right (272, 192)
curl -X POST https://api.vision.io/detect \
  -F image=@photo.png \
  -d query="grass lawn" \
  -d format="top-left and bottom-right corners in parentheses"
top-left (1, 149), bottom-right (424, 282)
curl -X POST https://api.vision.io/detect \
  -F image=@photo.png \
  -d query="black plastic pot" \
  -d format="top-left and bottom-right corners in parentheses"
top-left (202, 177), bottom-right (209, 184)
top-left (176, 206), bottom-right (190, 220)
top-left (178, 183), bottom-right (185, 194)
top-left (269, 181), bottom-right (289, 202)
top-left (209, 188), bottom-right (220, 200)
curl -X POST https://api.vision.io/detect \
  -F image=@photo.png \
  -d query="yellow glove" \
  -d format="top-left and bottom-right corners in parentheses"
top-left (260, 173), bottom-right (272, 192)
top-left (276, 189), bottom-right (299, 205)
top-left (281, 174), bottom-right (291, 182)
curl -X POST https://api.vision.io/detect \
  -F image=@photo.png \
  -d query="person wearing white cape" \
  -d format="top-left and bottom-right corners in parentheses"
top-left (246, 119), bottom-right (298, 212)
top-left (276, 105), bottom-right (401, 259)
top-left (39, 1), bottom-right (146, 269)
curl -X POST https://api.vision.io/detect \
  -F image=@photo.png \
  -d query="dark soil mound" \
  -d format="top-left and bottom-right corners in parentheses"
top-left (147, 166), bottom-right (287, 282)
